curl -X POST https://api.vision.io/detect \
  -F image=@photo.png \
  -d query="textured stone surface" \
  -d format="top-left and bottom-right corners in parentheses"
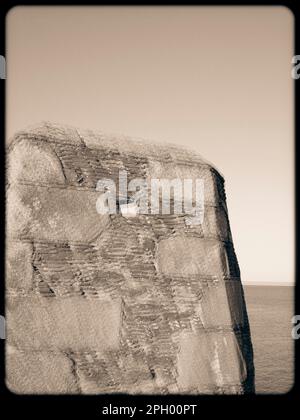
top-left (7, 184), bottom-right (109, 242)
top-left (6, 121), bottom-right (255, 394)
top-left (6, 346), bottom-right (80, 394)
top-left (6, 241), bottom-right (33, 292)
top-left (6, 296), bottom-right (121, 351)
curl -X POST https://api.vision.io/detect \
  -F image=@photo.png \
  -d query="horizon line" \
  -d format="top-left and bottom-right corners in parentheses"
top-left (242, 281), bottom-right (294, 287)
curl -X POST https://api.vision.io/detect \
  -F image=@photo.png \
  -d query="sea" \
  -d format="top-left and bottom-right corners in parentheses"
top-left (243, 285), bottom-right (294, 394)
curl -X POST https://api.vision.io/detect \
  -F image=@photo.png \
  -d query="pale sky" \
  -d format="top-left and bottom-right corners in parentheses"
top-left (6, 6), bottom-right (294, 285)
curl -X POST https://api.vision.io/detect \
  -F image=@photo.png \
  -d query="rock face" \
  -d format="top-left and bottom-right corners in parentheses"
top-left (6, 122), bottom-right (255, 394)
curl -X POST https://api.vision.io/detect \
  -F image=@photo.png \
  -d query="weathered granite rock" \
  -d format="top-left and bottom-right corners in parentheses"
top-left (6, 122), bottom-right (255, 394)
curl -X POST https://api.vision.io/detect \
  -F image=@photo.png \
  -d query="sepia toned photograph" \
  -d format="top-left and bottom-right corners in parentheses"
top-left (4, 5), bottom-right (295, 396)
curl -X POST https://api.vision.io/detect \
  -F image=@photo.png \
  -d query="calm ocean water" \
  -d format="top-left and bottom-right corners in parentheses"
top-left (243, 285), bottom-right (294, 394)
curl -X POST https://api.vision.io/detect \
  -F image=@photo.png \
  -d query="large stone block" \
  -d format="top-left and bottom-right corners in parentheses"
top-left (176, 330), bottom-right (247, 394)
top-left (6, 296), bottom-right (121, 351)
top-left (157, 236), bottom-right (228, 277)
top-left (6, 241), bottom-right (33, 292)
top-left (6, 346), bottom-right (79, 394)
top-left (7, 137), bottom-right (66, 186)
top-left (7, 183), bottom-right (109, 242)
